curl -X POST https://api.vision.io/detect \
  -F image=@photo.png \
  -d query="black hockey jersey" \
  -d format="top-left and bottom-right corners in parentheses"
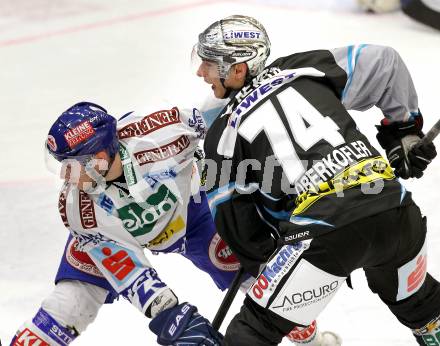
top-left (204, 45), bottom-right (418, 275)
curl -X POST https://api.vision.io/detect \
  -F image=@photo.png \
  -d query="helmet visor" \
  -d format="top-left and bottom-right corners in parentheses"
top-left (45, 144), bottom-right (109, 193)
top-left (191, 44), bottom-right (232, 79)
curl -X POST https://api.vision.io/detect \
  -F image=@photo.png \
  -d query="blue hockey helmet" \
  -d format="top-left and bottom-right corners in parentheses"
top-left (46, 102), bottom-right (119, 162)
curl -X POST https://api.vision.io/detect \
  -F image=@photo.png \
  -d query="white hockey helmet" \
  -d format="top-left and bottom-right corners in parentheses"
top-left (194, 15), bottom-right (271, 79)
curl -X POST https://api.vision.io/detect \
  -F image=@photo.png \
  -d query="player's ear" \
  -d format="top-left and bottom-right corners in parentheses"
top-left (94, 150), bottom-right (108, 160)
top-left (231, 63), bottom-right (248, 82)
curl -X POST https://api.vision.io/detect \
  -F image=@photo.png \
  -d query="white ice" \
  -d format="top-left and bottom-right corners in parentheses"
top-left (1, 0), bottom-right (440, 345)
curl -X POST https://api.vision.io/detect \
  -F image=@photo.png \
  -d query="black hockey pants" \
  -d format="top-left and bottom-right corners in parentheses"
top-left (223, 202), bottom-right (440, 345)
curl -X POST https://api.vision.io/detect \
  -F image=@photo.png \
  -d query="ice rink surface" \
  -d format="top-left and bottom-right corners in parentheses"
top-left (1, 0), bottom-right (440, 344)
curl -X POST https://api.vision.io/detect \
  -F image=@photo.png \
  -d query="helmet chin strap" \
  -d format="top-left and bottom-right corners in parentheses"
top-left (220, 78), bottom-right (233, 99)
top-left (83, 152), bottom-right (116, 194)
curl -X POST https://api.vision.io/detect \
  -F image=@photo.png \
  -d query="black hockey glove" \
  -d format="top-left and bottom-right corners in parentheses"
top-left (376, 116), bottom-right (437, 179)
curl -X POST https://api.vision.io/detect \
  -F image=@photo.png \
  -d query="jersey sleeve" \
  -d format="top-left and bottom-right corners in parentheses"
top-left (205, 139), bottom-right (279, 277)
top-left (74, 232), bottom-right (169, 316)
top-left (331, 44), bottom-right (420, 122)
top-left (59, 186), bottom-right (170, 317)
top-left (208, 188), bottom-right (277, 277)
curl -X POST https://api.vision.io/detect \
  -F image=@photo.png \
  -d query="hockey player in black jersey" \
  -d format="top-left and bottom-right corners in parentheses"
top-left (193, 15), bottom-right (440, 346)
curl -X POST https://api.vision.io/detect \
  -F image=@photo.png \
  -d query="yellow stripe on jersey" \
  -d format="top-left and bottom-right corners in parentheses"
top-left (293, 157), bottom-right (395, 215)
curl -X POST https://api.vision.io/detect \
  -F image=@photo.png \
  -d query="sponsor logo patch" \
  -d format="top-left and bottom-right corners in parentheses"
top-left (66, 237), bottom-right (104, 277)
top-left (397, 238), bottom-right (427, 301)
top-left (101, 247), bottom-right (135, 281)
top-left (71, 231), bottom-right (114, 252)
top-left (143, 168), bottom-right (177, 188)
top-left (32, 308), bottom-right (76, 345)
top-left (118, 108), bottom-right (180, 139)
top-left (268, 259), bottom-right (345, 326)
top-left (117, 184), bottom-right (178, 238)
top-left (188, 108), bottom-right (205, 139)
top-left (208, 233), bottom-right (240, 272)
top-left (123, 268), bottom-right (167, 311)
top-left (148, 215), bottom-right (185, 247)
top-left (14, 328), bottom-right (49, 346)
top-left (119, 143), bottom-right (137, 186)
top-left (97, 193), bottom-right (114, 215)
top-left (89, 242), bottom-right (141, 288)
top-left (408, 255), bottom-right (427, 293)
top-left (79, 191), bottom-right (97, 229)
top-left (231, 50), bottom-right (254, 58)
top-left (287, 320), bottom-right (317, 342)
top-left (64, 120), bottom-right (95, 148)
top-left (134, 135), bottom-right (190, 166)
top-left (168, 304), bottom-right (191, 336)
top-left (223, 30), bottom-right (262, 40)
top-left (58, 187), bottom-right (69, 227)
top-left (46, 135), bottom-right (57, 151)
top-left (249, 242), bottom-right (310, 307)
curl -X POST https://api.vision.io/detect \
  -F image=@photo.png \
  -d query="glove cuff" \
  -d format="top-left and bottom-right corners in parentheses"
top-left (149, 303), bottom-right (197, 344)
top-left (376, 113), bottom-right (424, 149)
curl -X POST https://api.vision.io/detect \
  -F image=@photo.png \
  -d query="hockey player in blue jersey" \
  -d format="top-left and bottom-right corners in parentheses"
top-left (10, 102), bottom-right (239, 346)
top-left (10, 100), bottom-right (342, 346)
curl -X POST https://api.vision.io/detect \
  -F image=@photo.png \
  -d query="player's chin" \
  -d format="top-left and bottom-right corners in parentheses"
top-left (213, 84), bottom-right (226, 98)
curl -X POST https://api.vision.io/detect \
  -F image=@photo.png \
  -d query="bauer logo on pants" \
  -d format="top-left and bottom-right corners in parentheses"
top-left (396, 238), bottom-right (427, 301)
top-left (208, 233), bottom-right (240, 271)
top-left (268, 259), bottom-right (345, 326)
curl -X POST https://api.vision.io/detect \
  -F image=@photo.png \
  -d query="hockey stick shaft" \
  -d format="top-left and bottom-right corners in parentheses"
top-left (419, 118), bottom-right (440, 146)
top-left (212, 266), bottom-right (245, 331)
